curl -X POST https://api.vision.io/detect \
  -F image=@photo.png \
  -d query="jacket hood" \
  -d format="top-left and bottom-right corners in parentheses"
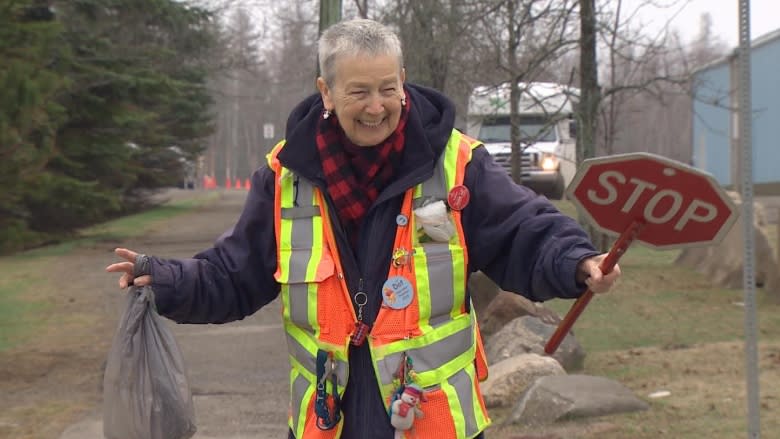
top-left (279, 83), bottom-right (456, 184)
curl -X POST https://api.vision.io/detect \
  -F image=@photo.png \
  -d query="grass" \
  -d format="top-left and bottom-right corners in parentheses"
top-left (18, 191), bottom-right (219, 259)
top-left (0, 266), bottom-right (49, 351)
top-left (0, 190), bottom-right (219, 352)
top-left (546, 198), bottom-right (780, 351)
top-left (544, 244), bottom-right (776, 351)
top-left (484, 199), bottom-right (780, 438)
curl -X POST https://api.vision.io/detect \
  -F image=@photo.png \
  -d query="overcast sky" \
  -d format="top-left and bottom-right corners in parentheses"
top-left (631, 0), bottom-right (780, 47)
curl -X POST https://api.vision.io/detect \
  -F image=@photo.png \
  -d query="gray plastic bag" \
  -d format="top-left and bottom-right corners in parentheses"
top-left (103, 285), bottom-right (197, 439)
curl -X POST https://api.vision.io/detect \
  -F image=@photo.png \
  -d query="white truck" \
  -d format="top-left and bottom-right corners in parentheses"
top-left (466, 82), bottom-right (578, 199)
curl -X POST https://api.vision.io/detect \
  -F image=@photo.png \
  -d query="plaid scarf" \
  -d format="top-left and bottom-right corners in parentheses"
top-left (316, 96), bottom-right (410, 241)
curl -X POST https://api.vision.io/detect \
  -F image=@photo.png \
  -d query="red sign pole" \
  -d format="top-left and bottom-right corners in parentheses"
top-left (544, 220), bottom-right (645, 355)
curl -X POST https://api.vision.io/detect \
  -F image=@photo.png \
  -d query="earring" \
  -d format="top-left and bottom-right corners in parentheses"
top-left (401, 96), bottom-right (407, 106)
top-left (323, 109), bottom-right (331, 119)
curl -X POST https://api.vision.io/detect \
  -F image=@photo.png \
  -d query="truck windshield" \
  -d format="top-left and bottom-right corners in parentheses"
top-left (478, 115), bottom-right (557, 143)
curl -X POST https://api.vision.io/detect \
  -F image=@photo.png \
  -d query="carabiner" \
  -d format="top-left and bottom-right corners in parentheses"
top-left (315, 350), bottom-right (342, 430)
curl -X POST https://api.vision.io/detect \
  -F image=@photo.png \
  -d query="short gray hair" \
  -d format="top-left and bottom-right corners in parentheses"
top-left (318, 18), bottom-right (404, 86)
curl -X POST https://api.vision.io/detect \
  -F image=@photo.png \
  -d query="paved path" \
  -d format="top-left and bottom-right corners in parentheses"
top-left (59, 190), bottom-right (290, 439)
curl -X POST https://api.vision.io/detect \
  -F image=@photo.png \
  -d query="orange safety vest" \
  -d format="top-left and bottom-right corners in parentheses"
top-left (267, 129), bottom-right (491, 439)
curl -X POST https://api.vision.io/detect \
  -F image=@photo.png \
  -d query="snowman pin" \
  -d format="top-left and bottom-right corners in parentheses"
top-left (390, 383), bottom-right (426, 439)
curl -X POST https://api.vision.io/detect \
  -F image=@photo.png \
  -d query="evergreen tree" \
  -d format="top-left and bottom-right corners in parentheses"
top-left (0, 0), bottom-right (217, 253)
top-left (53, 0), bottom-right (215, 201)
top-left (0, 0), bottom-right (67, 251)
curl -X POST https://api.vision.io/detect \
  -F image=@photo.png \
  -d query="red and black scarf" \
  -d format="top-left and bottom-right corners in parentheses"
top-left (316, 95), bottom-right (411, 241)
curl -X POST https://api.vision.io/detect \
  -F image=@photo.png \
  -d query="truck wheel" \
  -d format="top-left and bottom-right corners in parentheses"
top-left (548, 173), bottom-right (565, 200)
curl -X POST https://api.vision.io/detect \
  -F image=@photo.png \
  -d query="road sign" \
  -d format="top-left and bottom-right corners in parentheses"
top-left (567, 152), bottom-right (738, 249)
top-left (263, 123), bottom-right (274, 140)
top-left (545, 152), bottom-right (739, 355)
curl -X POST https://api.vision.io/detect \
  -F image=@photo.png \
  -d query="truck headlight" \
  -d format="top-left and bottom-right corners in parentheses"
top-left (540, 153), bottom-right (558, 171)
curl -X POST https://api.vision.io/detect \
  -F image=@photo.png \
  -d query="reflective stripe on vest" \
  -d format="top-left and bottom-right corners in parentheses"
top-left (269, 141), bottom-right (353, 438)
top-left (268, 130), bottom-right (491, 438)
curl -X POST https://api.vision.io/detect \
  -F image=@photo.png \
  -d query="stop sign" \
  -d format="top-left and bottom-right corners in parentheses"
top-left (567, 153), bottom-right (739, 249)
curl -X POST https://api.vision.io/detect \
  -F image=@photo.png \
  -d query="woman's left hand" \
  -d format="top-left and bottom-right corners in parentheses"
top-left (576, 253), bottom-right (620, 294)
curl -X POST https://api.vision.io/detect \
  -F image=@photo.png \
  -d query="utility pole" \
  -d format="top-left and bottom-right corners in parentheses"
top-left (318, 0), bottom-right (342, 76)
top-left (577, 0), bottom-right (599, 165)
top-left (319, 0), bottom-right (342, 35)
top-left (578, 0), bottom-right (607, 250)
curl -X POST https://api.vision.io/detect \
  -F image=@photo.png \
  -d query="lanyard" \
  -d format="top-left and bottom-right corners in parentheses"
top-left (315, 350), bottom-right (341, 430)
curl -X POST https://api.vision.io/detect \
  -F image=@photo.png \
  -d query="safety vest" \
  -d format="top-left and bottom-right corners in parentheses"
top-left (267, 129), bottom-right (491, 439)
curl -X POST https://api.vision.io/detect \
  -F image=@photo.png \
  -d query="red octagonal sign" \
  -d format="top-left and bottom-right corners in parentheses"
top-left (567, 153), bottom-right (739, 249)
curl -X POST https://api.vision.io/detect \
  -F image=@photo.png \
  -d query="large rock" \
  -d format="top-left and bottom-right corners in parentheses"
top-left (508, 375), bottom-right (649, 426)
top-left (675, 192), bottom-right (780, 297)
top-left (480, 353), bottom-right (565, 408)
top-left (478, 292), bottom-right (536, 337)
top-left (469, 271), bottom-right (501, 316)
top-left (476, 289), bottom-right (563, 338)
top-left (486, 316), bottom-right (585, 372)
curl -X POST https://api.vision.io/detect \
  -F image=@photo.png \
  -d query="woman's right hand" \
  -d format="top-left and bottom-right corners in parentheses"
top-left (105, 248), bottom-right (153, 289)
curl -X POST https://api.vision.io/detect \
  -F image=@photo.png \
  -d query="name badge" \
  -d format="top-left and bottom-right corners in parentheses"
top-left (382, 276), bottom-right (414, 309)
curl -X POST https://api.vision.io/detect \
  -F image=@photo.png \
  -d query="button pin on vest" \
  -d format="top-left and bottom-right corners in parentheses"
top-left (447, 185), bottom-right (470, 211)
top-left (392, 247), bottom-right (412, 268)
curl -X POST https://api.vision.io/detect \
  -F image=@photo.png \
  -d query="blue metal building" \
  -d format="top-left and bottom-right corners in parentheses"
top-left (692, 28), bottom-right (780, 193)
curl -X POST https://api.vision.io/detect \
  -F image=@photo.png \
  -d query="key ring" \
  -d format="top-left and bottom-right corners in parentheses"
top-left (354, 291), bottom-right (367, 306)
top-left (354, 291), bottom-right (367, 319)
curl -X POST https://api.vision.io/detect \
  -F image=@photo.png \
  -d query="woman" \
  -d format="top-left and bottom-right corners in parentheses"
top-left (107, 18), bottom-right (619, 439)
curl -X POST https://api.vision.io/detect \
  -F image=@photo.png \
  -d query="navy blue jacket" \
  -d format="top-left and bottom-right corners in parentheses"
top-left (148, 84), bottom-right (598, 438)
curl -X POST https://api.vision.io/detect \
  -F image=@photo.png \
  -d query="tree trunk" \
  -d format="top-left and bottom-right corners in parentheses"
top-left (578, 0), bottom-right (599, 165)
top-left (579, 0), bottom-right (608, 250)
top-left (508, 0), bottom-right (523, 185)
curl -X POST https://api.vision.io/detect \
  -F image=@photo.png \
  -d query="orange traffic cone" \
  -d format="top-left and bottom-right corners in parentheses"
top-left (244, 178), bottom-right (251, 190)
top-left (225, 178), bottom-right (232, 189)
top-left (235, 178), bottom-right (242, 189)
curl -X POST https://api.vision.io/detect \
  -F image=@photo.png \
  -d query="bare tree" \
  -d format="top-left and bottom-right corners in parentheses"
top-left (195, 0), bottom-right (726, 192)
top-left (261, 0), bottom-right (319, 147)
top-left (594, 3), bottom-right (727, 164)
top-left (353, 0), bottom-right (369, 18)
top-left (203, 6), bottom-right (269, 184)
top-left (382, 0), bottom-right (467, 91)
top-left (471, 0), bottom-right (578, 182)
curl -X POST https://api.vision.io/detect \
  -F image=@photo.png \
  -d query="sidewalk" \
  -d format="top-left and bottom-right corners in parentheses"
top-left (59, 190), bottom-right (290, 438)
top-left (59, 315), bottom-right (290, 439)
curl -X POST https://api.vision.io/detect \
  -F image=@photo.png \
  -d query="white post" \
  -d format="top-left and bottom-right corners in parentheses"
top-left (737, 0), bottom-right (760, 437)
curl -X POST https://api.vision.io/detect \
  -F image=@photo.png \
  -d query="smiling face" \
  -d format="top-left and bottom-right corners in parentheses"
top-left (317, 54), bottom-right (406, 147)
top-left (401, 392), bottom-right (418, 405)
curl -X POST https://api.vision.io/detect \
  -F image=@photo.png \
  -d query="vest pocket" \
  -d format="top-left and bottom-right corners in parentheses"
top-left (407, 384), bottom-right (457, 438)
top-left (416, 242), bottom-right (467, 324)
top-left (281, 248), bottom-right (337, 332)
top-left (279, 247), bottom-right (336, 284)
top-left (407, 364), bottom-right (488, 439)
